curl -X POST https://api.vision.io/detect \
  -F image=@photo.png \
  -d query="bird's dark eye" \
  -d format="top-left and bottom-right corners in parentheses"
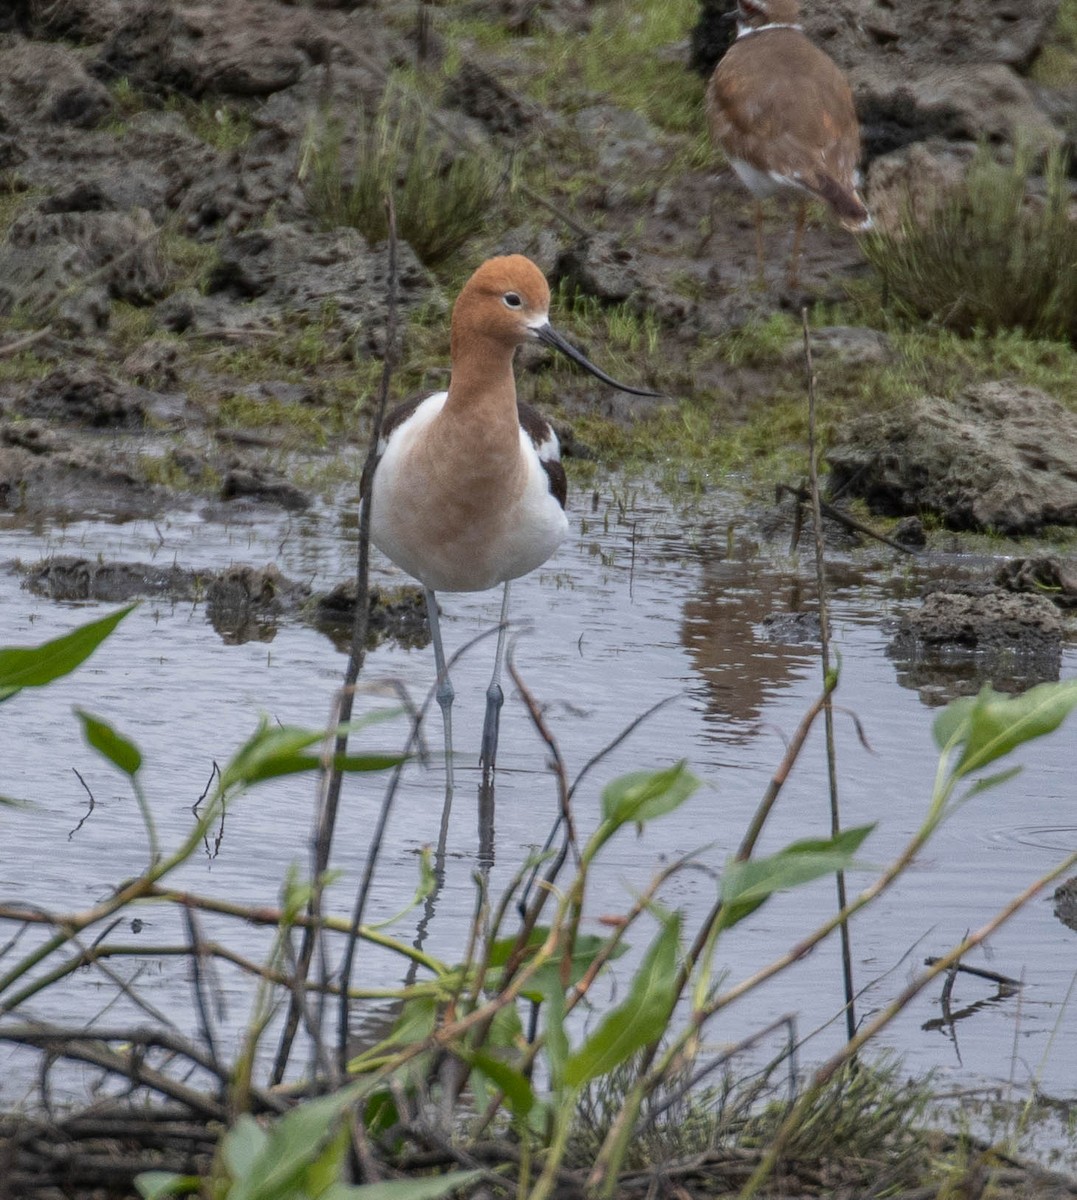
top-left (503, 292), bottom-right (523, 308)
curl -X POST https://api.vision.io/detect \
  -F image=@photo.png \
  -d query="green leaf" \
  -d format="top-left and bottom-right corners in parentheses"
top-left (934, 681), bottom-right (1077, 778)
top-left (347, 1171), bottom-right (484, 1200)
top-left (134, 1172), bottom-right (200, 1199)
top-left (0, 605), bottom-right (135, 702)
top-left (221, 1114), bottom-right (269, 1181)
top-left (76, 709), bottom-right (142, 776)
top-left (470, 1050), bottom-right (535, 1118)
top-left (541, 973), bottom-right (569, 1097)
top-left (718, 826), bottom-right (874, 931)
top-left (220, 718), bottom-right (400, 793)
top-left (229, 1084), bottom-right (371, 1200)
top-left (601, 762), bottom-right (700, 826)
top-left (564, 912), bottom-right (682, 1089)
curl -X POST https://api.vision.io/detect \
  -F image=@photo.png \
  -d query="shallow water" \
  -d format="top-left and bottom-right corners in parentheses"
top-left (1, 475), bottom-right (1075, 1140)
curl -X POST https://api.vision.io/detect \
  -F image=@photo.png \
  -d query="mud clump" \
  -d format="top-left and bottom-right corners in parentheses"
top-left (827, 383), bottom-right (1077, 535)
top-left (888, 584), bottom-right (1063, 704)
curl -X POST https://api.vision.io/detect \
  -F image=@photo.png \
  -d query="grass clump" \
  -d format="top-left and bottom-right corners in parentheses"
top-left (864, 143), bottom-right (1077, 343)
top-left (302, 95), bottom-right (510, 267)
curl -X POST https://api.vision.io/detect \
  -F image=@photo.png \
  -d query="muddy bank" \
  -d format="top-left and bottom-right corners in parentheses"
top-left (0, 0), bottom-right (1072, 536)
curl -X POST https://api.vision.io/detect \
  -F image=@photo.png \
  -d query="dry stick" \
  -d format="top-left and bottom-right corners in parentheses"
top-left (736, 849), bottom-right (1077, 1200)
top-left (1, 1023), bottom-right (287, 1118)
top-left (182, 905), bottom-right (223, 1084)
top-left (334, 197), bottom-right (402, 1078)
top-left (776, 484), bottom-right (917, 557)
top-left (0, 326), bottom-right (52, 357)
top-left (272, 194), bottom-right (401, 1087)
top-left (802, 308), bottom-right (857, 1047)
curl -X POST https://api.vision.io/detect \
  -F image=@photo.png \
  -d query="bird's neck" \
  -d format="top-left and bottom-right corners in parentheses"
top-left (444, 336), bottom-right (520, 434)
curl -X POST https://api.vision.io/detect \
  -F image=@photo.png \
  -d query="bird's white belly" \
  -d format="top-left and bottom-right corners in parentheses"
top-left (368, 397), bottom-right (568, 593)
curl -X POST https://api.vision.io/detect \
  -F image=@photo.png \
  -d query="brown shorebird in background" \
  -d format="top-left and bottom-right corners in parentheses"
top-left (706, 0), bottom-right (870, 287)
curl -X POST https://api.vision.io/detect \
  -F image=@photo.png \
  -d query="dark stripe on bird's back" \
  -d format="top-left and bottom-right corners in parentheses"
top-left (518, 401), bottom-right (567, 510)
top-left (359, 391), bottom-right (428, 500)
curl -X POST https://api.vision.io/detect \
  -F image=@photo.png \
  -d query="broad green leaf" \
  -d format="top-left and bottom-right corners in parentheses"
top-left (304, 1121), bottom-right (350, 1198)
top-left (601, 762), bottom-right (700, 826)
top-left (222, 1114), bottom-right (269, 1181)
top-left (134, 1172), bottom-right (200, 1199)
top-left (76, 709), bottom-right (142, 776)
top-left (221, 719), bottom-right (400, 793)
top-left (229, 1084), bottom-right (370, 1200)
top-left (470, 1050), bottom-right (536, 1118)
top-left (718, 826), bottom-right (874, 932)
top-left (564, 912), bottom-right (682, 1089)
top-left (934, 681), bottom-right (1077, 777)
top-left (0, 604), bottom-right (134, 701)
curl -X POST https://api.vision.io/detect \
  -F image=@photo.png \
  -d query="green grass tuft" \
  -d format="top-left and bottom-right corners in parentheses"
top-left (301, 90), bottom-right (511, 267)
top-left (863, 143), bottom-right (1077, 343)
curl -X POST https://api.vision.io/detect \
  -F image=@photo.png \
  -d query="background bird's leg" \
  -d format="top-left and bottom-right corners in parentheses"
top-left (787, 197), bottom-right (807, 289)
top-left (425, 588), bottom-right (454, 791)
top-left (480, 580), bottom-right (511, 776)
top-left (753, 200), bottom-right (766, 287)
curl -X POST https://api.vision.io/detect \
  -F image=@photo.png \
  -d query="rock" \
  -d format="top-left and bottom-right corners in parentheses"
top-left (56, 284), bottom-right (111, 336)
top-left (784, 326), bottom-right (894, 367)
top-left (0, 420), bottom-right (70, 456)
top-left (759, 611), bottom-right (821, 643)
top-left (23, 556), bottom-right (198, 602)
top-left (573, 105), bottom-right (664, 174)
top-left (92, 0), bottom-right (311, 99)
top-left (443, 61), bottom-right (537, 137)
top-left (555, 233), bottom-right (693, 326)
top-left (892, 516), bottom-right (927, 549)
top-left (688, 0), bottom-right (737, 76)
top-left (888, 585), bottom-right (1063, 701)
top-left (0, 208), bottom-right (168, 325)
top-left (826, 383), bottom-right (1077, 534)
top-left (1055, 877), bottom-right (1077, 934)
top-left (220, 466), bottom-right (311, 511)
top-left (206, 563), bottom-right (311, 645)
top-left (0, 41), bottom-right (113, 128)
top-left (16, 367), bottom-right (147, 428)
top-left (313, 581), bottom-right (430, 651)
top-left (21, 0), bottom-right (127, 41)
top-left (854, 63), bottom-right (1063, 159)
top-left (994, 556), bottom-right (1077, 608)
top-left (122, 338), bottom-right (181, 387)
top-left (204, 223), bottom-right (431, 351)
top-left (690, 0), bottom-right (1061, 81)
top-left (864, 141), bottom-right (977, 235)
top-left (0, 440), bottom-right (166, 519)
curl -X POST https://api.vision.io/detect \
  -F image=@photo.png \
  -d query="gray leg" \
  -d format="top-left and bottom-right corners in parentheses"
top-left (479, 581), bottom-right (510, 774)
top-left (425, 588), bottom-right (454, 791)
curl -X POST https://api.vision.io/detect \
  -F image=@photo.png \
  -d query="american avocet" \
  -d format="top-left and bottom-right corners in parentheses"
top-left (706, 0), bottom-right (870, 287)
top-left (363, 254), bottom-right (657, 786)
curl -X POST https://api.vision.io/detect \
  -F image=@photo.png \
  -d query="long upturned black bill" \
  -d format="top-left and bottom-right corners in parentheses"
top-left (535, 324), bottom-right (661, 397)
